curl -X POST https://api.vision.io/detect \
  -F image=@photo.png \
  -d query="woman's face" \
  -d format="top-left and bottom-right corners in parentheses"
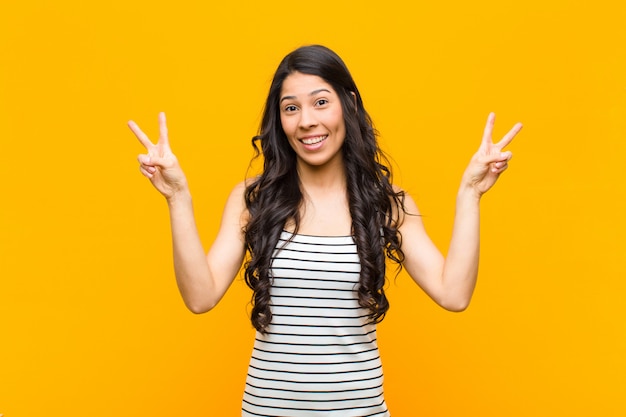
top-left (279, 72), bottom-right (346, 170)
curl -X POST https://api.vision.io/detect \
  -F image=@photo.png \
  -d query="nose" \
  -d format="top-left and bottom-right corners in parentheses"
top-left (298, 107), bottom-right (318, 129)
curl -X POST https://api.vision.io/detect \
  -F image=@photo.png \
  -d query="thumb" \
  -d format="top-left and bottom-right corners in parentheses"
top-left (146, 152), bottom-right (177, 170)
top-left (138, 153), bottom-right (168, 168)
top-left (480, 151), bottom-right (512, 165)
top-left (138, 154), bottom-right (152, 165)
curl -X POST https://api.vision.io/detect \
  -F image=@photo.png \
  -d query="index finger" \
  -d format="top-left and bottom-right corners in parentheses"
top-left (158, 111), bottom-right (170, 148)
top-left (481, 112), bottom-right (496, 147)
top-left (127, 120), bottom-right (154, 150)
top-left (495, 122), bottom-right (523, 150)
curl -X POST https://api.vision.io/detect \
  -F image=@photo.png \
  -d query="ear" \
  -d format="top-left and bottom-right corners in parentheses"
top-left (350, 91), bottom-right (357, 111)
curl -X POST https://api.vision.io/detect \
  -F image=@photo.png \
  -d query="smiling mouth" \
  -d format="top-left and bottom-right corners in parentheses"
top-left (300, 135), bottom-right (327, 145)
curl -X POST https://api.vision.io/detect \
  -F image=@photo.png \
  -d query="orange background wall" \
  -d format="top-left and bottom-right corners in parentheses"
top-left (1, 1), bottom-right (625, 416)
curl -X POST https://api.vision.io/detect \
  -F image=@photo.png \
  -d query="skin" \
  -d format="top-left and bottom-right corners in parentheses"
top-left (280, 72), bottom-right (347, 171)
top-left (279, 72), bottom-right (352, 236)
top-left (399, 112), bottom-right (521, 310)
top-left (128, 73), bottom-right (523, 313)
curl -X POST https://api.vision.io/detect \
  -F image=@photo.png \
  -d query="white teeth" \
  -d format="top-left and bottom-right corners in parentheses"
top-left (301, 135), bottom-right (327, 145)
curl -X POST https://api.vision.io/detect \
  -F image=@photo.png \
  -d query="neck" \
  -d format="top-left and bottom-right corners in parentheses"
top-left (293, 156), bottom-right (352, 237)
top-left (296, 157), bottom-right (347, 194)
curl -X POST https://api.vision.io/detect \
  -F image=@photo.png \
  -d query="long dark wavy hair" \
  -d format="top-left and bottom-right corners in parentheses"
top-left (244, 45), bottom-right (406, 333)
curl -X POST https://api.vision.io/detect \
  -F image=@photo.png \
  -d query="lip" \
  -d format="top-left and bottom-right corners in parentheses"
top-left (299, 134), bottom-right (328, 145)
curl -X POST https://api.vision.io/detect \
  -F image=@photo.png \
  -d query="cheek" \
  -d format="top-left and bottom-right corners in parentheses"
top-left (332, 109), bottom-right (346, 134)
top-left (334, 116), bottom-right (347, 137)
top-left (280, 116), bottom-right (295, 136)
top-left (280, 120), bottom-right (298, 149)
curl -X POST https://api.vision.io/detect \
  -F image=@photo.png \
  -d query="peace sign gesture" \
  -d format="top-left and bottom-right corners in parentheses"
top-left (462, 112), bottom-right (523, 198)
top-left (128, 112), bottom-right (188, 201)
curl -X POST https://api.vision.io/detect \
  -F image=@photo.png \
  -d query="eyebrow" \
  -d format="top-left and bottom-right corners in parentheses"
top-left (279, 88), bottom-right (332, 104)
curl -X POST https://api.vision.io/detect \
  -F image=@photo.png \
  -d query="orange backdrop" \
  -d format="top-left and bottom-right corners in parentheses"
top-left (1, 1), bottom-right (625, 416)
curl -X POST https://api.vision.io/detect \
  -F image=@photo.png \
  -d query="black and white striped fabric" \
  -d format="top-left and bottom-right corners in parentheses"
top-left (242, 231), bottom-right (390, 417)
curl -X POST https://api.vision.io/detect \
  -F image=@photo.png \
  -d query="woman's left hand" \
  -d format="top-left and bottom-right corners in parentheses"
top-left (462, 112), bottom-right (523, 198)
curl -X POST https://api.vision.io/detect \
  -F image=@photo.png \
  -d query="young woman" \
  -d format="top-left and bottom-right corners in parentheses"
top-left (129, 45), bottom-right (522, 416)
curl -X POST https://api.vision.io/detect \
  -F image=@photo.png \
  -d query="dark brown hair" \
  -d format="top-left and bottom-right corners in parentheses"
top-left (244, 45), bottom-right (405, 333)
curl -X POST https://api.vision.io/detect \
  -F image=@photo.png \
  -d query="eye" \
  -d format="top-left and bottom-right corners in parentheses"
top-left (315, 99), bottom-right (329, 106)
top-left (284, 104), bottom-right (298, 112)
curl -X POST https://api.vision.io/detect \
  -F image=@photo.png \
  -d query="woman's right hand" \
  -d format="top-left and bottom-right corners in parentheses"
top-left (128, 112), bottom-right (188, 201)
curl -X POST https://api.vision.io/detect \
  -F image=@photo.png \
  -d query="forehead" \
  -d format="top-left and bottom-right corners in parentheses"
top-left (280, 72), bottom-right (337, 98)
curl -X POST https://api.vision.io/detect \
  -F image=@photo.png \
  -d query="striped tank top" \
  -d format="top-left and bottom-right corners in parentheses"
top-left (242, 231), bottom-right (390, 417)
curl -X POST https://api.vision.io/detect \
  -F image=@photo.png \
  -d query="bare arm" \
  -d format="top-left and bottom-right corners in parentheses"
top-left (167, 183), bottom-right (246, 313)
top-left (129, 113), bottom-right (246, 313)
top-left (400, 113), bottom-right (523, 311)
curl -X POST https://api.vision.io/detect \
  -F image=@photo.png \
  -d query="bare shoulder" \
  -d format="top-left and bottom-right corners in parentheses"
top-left (230, 176), bottom-right (260, 196)
top-left (224, 180), bottom-right (246, 206)
top-left (222, 179), bottom-right (253, 231)
top-left (390, 184), bottom-right (421, 225)
top-left (229, 179), bottom-right (248, 197)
